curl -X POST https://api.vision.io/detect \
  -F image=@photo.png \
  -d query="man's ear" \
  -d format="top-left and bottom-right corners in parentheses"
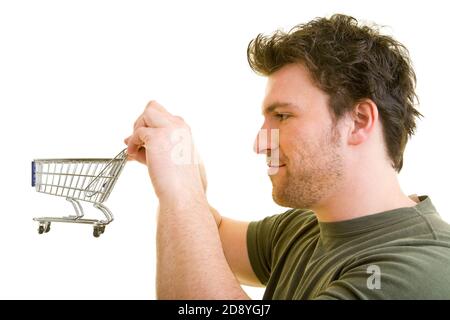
top-left (347, 99), bottom-right (379, 146)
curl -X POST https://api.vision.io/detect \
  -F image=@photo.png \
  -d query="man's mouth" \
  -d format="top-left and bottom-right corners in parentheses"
top-left (268, 164), bottom-right (286, 168)
top-left (267, 162), bottom-right (286, 176)
top-left (267, 160), bottom-right (286, 168)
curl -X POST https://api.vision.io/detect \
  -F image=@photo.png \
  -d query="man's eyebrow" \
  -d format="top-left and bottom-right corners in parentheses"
top-left (262, 102), bottom-right (298, 115)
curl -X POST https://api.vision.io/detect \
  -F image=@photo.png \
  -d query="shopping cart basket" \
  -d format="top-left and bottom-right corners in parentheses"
top-left (32, 148), bottom-right (127, 237)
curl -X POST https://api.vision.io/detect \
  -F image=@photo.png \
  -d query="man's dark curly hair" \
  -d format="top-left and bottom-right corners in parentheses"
top-left (247, 14), bottom-right (422, 172)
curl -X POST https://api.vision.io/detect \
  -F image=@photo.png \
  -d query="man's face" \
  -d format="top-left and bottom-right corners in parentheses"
top-left (254, 63), bottom-right (345, 209)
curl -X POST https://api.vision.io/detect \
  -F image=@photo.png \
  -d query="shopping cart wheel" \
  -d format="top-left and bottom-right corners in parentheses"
top-left (93, 226), bottom-right (105, 238)
top-left (38, 222), bottom-right (51, 234)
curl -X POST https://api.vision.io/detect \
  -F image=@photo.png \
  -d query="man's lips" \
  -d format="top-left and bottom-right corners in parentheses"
top-left (267, 162), bottom-right (286, 176)
top-left (267, 163), bottom-right (286, 168)
top-left (267, 157), bottom-right (287, 170)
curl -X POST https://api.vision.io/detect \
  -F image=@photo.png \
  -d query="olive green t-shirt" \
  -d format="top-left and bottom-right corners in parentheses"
top-left (247, 196), bottom-right (450, 299)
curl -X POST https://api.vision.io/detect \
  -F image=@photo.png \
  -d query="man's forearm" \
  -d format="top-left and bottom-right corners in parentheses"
top-left (156, 194), bottom-right (249, 299)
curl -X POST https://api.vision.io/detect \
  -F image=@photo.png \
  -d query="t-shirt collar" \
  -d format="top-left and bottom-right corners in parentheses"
top-left (318, 195), bottom-right (436, 238)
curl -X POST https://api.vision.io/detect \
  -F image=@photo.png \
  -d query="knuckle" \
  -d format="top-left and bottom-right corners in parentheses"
top-left (145, 100), bottom-right (159, 110)
top-left (145, 100), bottom-right (156, 110)
top-left (143, 106), bottom-right (157, 121)
top-left (173, 115), bottom-right (185, 124)
top-left (136, 127), bottom-right (151, 144)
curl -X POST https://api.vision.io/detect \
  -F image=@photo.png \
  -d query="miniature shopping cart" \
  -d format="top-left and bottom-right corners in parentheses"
top-left (32, 148), bottom-right (127, 237)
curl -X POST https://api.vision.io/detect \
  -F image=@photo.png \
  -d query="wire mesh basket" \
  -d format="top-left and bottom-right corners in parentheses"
top-left (32, 148), bottom-right (127, 237)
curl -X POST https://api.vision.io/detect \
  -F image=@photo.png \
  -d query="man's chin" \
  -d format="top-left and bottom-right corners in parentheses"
top-left (271, 188), bottom-right (290, 207)
top-left (272, 188), bottom-right (313, 209)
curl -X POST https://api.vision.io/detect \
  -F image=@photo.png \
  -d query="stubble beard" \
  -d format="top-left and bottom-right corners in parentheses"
top-left (270, 128), bottom-right (344, 209)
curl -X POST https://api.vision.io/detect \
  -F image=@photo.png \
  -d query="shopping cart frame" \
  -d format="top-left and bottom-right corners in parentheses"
top-left (32, 148), bottom-right (127, 237)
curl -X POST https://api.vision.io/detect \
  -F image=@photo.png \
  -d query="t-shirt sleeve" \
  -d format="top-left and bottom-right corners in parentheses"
top-left (246, 213), bottom-right (285, 285)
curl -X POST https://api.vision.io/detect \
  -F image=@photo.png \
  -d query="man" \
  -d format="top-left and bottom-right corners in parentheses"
top-left (125, 14), bottom-right (450, 299)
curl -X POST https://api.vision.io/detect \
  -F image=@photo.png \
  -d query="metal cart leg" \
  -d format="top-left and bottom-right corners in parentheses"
top-left (94, 203), bottom-right (114, 224)
top-left (92, 203), bottom-right (114, 238)
top-left (66, 197), bottom-right (84, 219)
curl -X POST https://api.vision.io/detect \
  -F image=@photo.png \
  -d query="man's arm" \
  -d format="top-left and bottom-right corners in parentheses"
top-left (156, 202), bottom-right (261, 299)
top-left (156, 198), bottom-right (250, 299)
top-left (126, 101), bottom-right (258, 299)
top-left (209, 206), bottom-right (264, 287)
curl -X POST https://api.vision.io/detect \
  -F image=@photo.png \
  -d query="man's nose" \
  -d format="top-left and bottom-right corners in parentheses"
top-left (253, 128), bottom-right (279, 155)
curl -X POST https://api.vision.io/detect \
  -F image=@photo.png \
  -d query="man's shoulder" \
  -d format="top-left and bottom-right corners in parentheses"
top-left (249, 208), bottom-right (319, 250)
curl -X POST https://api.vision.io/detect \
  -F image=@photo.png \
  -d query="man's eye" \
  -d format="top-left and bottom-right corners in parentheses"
top-left (275, 113), bottom-right (290, 121)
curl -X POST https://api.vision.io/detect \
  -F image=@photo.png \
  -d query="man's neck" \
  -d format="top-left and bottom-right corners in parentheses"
top-left (312, 165), bottom-right (417, 223)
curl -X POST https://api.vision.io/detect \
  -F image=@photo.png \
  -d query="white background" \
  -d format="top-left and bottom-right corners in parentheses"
top-left (0, 0), bottom-right (449, 299)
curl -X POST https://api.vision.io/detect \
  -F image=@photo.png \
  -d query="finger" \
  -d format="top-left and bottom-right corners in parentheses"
top-left (126, 149), bottom-right (146, 164)
top-left (133, 114), bottom-right (147, 131)
top-left (130, 149), bottom-right (146, 164)
top-left (124, 136), bottom-right (137, 162)
top-left (133, 108), bottom-right (171, 132)
top-left (133, 104), bottom-right (161, 131)
top-left (126, 130), bottom-right (150, 165)
top-left (133, 101), bottom-right (177, 131)
top-left (126, 126), bottom-right (153, 155)
top-left (127, 130), bottom-right (143, 156)
top-left (137, 107), bottom-right (172, 129)
top-left (146, 100), bottom-right (169, 114)
top-left (125, 136), bottom-right (143, 161)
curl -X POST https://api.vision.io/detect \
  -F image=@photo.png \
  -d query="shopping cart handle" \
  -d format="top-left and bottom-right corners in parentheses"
top-left (31, 161), bottom-right (36, 187)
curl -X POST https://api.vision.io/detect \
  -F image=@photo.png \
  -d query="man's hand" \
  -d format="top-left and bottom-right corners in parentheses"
top-left (123, 100), bottom-right (249, 299)
top-left (124, 100), bottom-right (207, 201)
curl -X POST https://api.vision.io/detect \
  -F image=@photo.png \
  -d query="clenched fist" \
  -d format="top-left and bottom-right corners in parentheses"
top-left (124, 101), bottom-right (207, 202)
